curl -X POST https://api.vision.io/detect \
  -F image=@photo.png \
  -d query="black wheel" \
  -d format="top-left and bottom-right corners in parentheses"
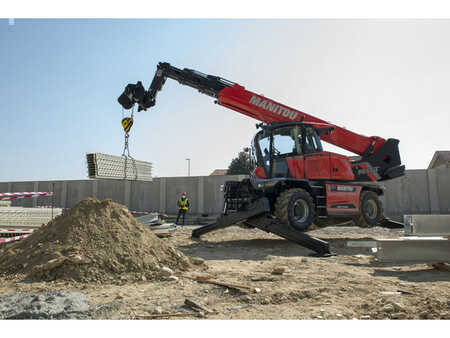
top-left (353, 190), bottom-right (383, 227)
top-left (275, 188), bottom-right (315, 231)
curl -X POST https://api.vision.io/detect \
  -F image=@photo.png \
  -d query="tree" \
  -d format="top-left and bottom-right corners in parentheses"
top-left (227, 151), bottom-right (255, 175)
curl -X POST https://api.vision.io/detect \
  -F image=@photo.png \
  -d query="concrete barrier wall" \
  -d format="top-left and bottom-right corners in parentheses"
top-left (382, 166), bottom-right (450, 221)
top-left (0, 175), bottom-right (246, 216)
top-left (0, 167), bottom-right (449, 218)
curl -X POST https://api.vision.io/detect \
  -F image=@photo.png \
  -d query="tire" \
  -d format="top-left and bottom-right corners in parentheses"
top-left (275, 188), bottom-right (315, 232)
top-left (353, 190), bottom-right (383, 227)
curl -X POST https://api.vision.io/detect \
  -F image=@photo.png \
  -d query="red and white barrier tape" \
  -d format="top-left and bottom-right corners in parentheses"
top-left (0, 192), bottom-right (53, 201)
top-left (0, 234), bottom-right (30, 244)
top-left (0, 228), bottom-right (35, 233)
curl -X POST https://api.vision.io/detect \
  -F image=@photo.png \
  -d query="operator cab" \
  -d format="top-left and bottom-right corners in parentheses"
top-left (251, 122), bottom-right (326, 179)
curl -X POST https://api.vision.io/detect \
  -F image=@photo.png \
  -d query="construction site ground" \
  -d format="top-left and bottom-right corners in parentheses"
top-left (1, 225), bottom-right (449, 320)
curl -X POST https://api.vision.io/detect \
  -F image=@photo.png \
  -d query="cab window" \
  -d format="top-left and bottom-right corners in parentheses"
top-left (272, 126), bottom-right (302, 157)
top-left (304, 126), bottom-right (323, 154)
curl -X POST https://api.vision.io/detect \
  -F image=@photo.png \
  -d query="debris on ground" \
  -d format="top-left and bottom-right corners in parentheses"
top-left (271, 266), bottom-right (286, 275)
top-left (0, 198), bottom-right (191, 282)
top-left (0, 291), bottom-right (91, 319)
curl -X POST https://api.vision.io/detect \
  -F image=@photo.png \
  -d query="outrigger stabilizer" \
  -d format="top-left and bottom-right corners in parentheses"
top-left (191, 198), bottom-right (334, 257)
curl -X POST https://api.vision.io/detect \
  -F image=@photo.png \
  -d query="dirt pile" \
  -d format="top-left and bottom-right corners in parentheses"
top-left (0, 198), bottom-right (191, 282)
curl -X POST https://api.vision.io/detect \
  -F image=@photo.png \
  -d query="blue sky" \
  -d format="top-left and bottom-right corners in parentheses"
top-left (1, 19), bottom-right (449, 181)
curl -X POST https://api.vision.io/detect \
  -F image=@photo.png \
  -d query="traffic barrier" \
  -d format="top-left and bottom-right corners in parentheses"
top-left (0, 234), bottom-right (30, 244)
top-left (0, 192), bottom-right (53, 201)
top-left (0, 228), bottom-right (35, 233)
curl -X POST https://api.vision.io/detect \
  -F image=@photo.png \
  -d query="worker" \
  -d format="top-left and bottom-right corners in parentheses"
top-left (176, 192), bottom-right (190, 226)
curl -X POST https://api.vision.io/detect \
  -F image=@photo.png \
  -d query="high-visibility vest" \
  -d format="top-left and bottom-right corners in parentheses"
top-left (178, 198), bottom-right (189, 210)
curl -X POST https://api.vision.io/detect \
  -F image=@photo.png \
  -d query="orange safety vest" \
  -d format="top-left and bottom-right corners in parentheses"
top-left (178, 198), bottom-right (189, 210)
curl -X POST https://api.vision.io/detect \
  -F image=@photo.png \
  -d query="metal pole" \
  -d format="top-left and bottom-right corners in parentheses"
top-left (51, 183), bottom-right (55, 220)
top-left (186, 158), bottom-right (191, 176)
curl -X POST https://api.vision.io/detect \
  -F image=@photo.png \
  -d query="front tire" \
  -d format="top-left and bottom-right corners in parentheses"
top-left (275, 188), bottom-right (315, 232)
top-left (353, 190), bottom-right (383, 227)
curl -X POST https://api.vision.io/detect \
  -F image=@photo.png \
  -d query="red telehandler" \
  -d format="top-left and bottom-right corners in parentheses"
top-left (118, 62), bottom-right (405, 256)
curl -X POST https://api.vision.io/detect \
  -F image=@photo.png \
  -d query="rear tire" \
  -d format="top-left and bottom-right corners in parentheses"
top-left (275, 188), bottom-right (315, 232)
top-left (353, 190), bottom-right (383, 227)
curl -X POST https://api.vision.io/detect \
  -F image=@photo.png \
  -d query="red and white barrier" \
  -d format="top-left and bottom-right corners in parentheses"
top-left (0, 234), bottom-right (30, 244)
top-left (0, 228), bottom-right (35, 234)
top-left (0, 192), bottom-right (53, 201)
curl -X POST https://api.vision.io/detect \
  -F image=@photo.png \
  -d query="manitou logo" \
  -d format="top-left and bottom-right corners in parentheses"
top-left (249, 96), bottom-right (299, 120)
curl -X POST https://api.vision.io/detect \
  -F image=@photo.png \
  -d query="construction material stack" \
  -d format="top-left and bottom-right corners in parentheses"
top-left (86, 152), bottom-right (152, 181)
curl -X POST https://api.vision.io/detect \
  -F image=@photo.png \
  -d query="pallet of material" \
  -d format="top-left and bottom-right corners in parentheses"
top-left (0, 207), bottom-right (62, 227)
top-left (86, 153), bottom-right (152, 181)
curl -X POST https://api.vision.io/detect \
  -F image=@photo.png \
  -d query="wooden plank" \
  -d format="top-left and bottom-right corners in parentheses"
top-left (135, 312), bottom-right (201, 319)
top-left (182, 274), bottom-right (252, 291)
top-left (429, 262), bottom-right (450, 272)
top-left (155, 232), bottom-right (172, 238)
top-left (185, 298), bottom-right (214, 314)
top-left (193, 277), bottom-right (252, 291)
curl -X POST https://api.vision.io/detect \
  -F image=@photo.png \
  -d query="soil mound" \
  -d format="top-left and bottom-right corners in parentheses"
top-left (0, 198), bottom-right (191, 282)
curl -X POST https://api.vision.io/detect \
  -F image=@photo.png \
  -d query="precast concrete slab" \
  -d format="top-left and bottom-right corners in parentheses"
top-left (376, 237), bottom-right (450, 263)
top-left (404, 214), bottom-right (450, 236)
top-left (347, 240), bottom-right (377, 248)
top-left (86, 153), bottom-right (152, 181)
top-left (0, 207), bottom-right (62, 227)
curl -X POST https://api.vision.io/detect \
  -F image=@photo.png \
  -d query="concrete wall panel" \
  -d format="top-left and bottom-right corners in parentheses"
top-left (37, 181), bottom-right (65, 208)
top-left (10, 182), bottom-right (36, 207)
top-left (435, 166), bottom-right (450, 213)
top-left (66, 180), bottom-right (96, 208)
top-left (0, 167), bottom-right (449, 217)
top-left (202, 175), bottom-right (247, 215)
top-left (96, 179), bottom-right (126, 205)
top-left (129, 180), bottom-right (160, 212)
top-left (164, 176), bottom-right (200, 214)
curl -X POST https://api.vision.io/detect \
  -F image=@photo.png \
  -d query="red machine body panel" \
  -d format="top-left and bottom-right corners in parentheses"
top-left (304, 153), bottom-right (331, 180)
top-left (253, 166), bottom-right (267, 179)
top-left (325, 184), bottom-right (362, 215)
top-left (285, 156), bottom-right (305, 179)
top-left (329, 153), bottom-right (355, 181)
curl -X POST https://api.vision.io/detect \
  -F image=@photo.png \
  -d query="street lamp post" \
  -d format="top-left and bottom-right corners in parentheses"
top-left (186, 158), bottom-right (191, 176)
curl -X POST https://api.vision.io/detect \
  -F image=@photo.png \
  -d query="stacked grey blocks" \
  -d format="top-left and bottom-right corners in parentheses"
top-left (86, 153), bottom-right (152, 181)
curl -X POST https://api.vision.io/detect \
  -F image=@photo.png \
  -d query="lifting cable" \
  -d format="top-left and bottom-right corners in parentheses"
top-left (121, 108), bottom-right (138, 180)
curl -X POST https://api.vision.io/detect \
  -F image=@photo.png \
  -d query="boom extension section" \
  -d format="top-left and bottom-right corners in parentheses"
top-left (118, 62), bottom-right (234, 111)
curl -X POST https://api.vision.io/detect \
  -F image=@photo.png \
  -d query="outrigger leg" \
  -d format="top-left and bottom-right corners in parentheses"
top-left (191, 198), bottom-right (333, 257)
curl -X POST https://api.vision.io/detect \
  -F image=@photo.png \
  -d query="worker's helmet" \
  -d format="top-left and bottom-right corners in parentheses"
top-left (181, 192), bottom-right (187, 197)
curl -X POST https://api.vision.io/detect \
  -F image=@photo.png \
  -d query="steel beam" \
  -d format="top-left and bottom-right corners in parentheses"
top-left (376, 237), bottom-right (450, 263)
top-left (404, 214), bottom-right (450, 236)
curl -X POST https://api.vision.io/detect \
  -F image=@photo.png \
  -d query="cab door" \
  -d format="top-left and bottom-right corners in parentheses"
top-left (271, 125), bottom-right (304, 178)
top-left (303, 126), bottom-right (331, 180)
